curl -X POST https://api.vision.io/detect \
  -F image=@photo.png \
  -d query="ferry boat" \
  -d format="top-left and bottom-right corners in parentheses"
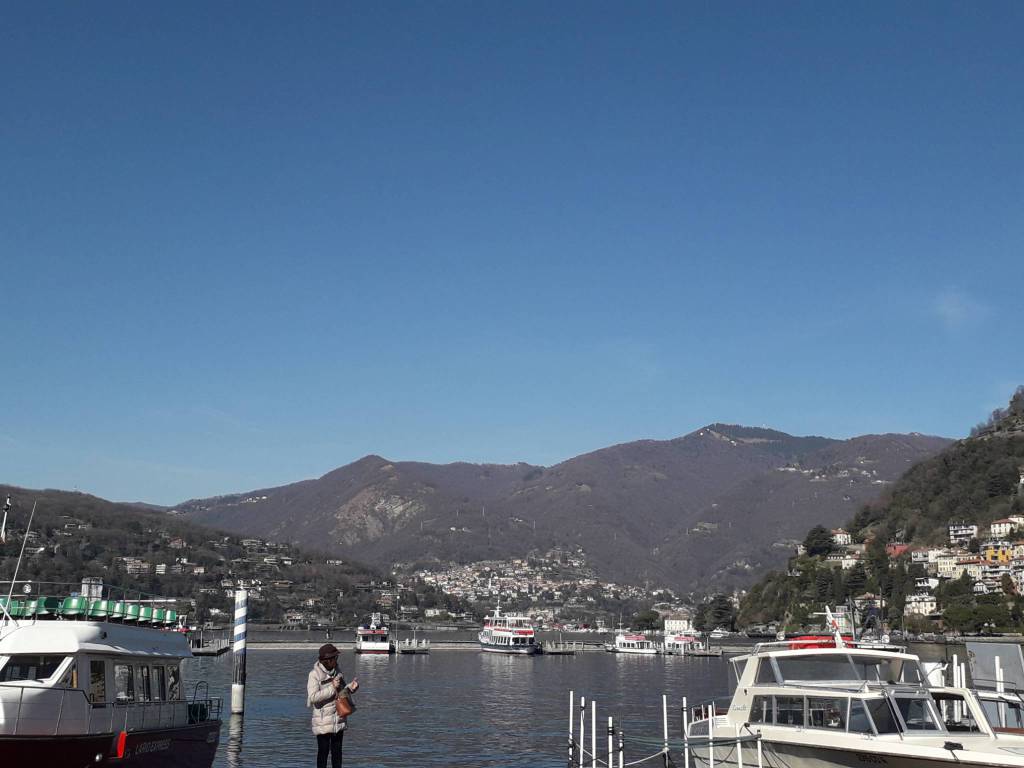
top-left (605, 631), bottom-right (659, 654)
top-left (685, 618), bottom-right (1024, 768)
top-left (662, 634), bottom-right (701, 655)
top-left (354, 613), bottom-right (393, 654)
top-left (0, 582), bottom-right (221, 766)
top-left (478, 604), bottom-right (540, 655)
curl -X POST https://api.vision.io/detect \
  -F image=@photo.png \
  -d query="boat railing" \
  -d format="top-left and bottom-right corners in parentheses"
top-left (0, 681), bottom-right (222, 736)
top-left (0, 579), bottom-right (186, 629)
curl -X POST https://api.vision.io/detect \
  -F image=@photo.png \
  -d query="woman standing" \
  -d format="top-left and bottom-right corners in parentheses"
top-left (307, 643), bottom-right (359, 768)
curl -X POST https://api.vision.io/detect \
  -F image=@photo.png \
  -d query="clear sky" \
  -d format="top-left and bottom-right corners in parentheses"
top-left (2, 2), bottom-right (1022, 505)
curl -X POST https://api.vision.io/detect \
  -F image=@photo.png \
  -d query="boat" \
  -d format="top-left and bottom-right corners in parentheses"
top-left (605, 631), bottom-right (659, 654)
top-left (0, 581), bottom-right (221, 766)
top-left (708, 627), bottom-right (730, 639)
top-left (478, 604), bottom-right (540, 655)
top-left (685, 611), bottom-right (1024, 768)
top-left (354, 613), bottom-right (393, 654)
top-left (662, 634), bottom-right (701, 655)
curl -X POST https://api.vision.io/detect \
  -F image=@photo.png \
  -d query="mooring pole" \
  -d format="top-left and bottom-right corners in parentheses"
top-left (618, 728), bottom-right (624, 768)
top-left (663, 694), bottom-right (670, 768)
top-left (231, 589), bottom-right (248, 714)
top-left (579, 696), bottom-right (586, 768)
top-left (682, 697), bottom-right (690, 768)
top-left (607, 716), bottom-right (614, 768)
top-left (592, 700), bottom-right (597, 768)
top-left (569, 690), bottom-right (575, 768)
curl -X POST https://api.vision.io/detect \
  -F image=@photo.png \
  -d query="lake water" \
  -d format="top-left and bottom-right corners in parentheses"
top-left (184, 649), bottom-right (733, 768)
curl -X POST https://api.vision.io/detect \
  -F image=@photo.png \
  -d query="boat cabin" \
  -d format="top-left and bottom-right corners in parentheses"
top-left (0, 619), bottom-right (214, 737)
top-left (699, 645), bottom-right (996, 739)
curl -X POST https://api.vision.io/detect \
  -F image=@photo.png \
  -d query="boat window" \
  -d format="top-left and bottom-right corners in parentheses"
top-left (57, 659), bottom-right (78, 689)
top-left (776, 655), bottom-right (857, 682)
top-left (775, 696), bottom-right (805, 726)
top-left (167, 665), bottom-right (181, 700)
top-left (851, 657), bottom-right (923, 685)
top-left (981, 697), bottom-right (1024, 730)
top-left (893, 696), bottom-right (942, 731)
top-left (849, 700), bottom-right (872, 733)
top-left (114, 663), bottom-right (135, 703)
top-left (865, 698), bottom-right (900, 734)
top-left (90, 660), bottom-right (107, 703)
top-left (808, 696), bottom-right (847, 730)
top-left (755, 660), bottom-right (778, 685)
top-left (152, 666), bottom-right (166, 701)
top-left (137, 665), bottom-right (152, 702)
top-left (0, 654), bottom-right (67, 682)
top-left (932, 692), bottom-right (983, 732)
top-left (749, 695), bottom-right (772, 724)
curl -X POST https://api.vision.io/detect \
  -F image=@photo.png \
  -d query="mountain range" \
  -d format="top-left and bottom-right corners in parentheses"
top-left (173, 425), bottom-right (952, 592)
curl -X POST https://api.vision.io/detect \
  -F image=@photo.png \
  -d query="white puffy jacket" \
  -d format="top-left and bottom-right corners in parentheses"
top-left (307, 661), bottom-right (348, 735)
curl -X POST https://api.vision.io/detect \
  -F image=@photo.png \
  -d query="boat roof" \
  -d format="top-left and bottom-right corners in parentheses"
top-left (0, 620), bottom-right (192, 658)
top-left (738, 643), bottom-right (918, 662)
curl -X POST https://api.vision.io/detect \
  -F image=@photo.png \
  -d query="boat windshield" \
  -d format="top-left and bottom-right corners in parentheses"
top-left (772, 653), bottom-right (925, 686)
top-left (0, 654), bottom-right (67, 682)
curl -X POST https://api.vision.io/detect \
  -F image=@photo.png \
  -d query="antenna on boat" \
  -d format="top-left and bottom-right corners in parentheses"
top-left (3, 500), bottom-right (37, 627)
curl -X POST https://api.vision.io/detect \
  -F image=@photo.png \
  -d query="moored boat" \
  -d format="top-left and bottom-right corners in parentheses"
top-left (605, 631), bottom-right (658, 654)
top-left (0, 582), bottom-right (221, 767)
top-left (478, 604), bottom-right (539, 655)
top-left (685, 618), bottom-right (1024, 768)
top-left (354, 613), bottom-right (393, 654)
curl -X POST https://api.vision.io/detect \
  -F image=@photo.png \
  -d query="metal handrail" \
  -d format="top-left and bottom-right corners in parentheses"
top-left (0, 681), bottom-right (221, 736)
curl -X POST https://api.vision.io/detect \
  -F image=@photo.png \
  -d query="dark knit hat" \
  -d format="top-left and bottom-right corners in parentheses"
top-left (319, 643), bottom-right (339, 660)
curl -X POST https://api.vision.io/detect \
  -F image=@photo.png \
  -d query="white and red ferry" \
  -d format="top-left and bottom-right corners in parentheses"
top-left (605, 631), bottom-right (659, 654)
top-left (354, 613), bottom-right (393, 654)
top-left (478, 604), bottom-right (539, 655)
top-left (0, 582), bottom-right (220, 766)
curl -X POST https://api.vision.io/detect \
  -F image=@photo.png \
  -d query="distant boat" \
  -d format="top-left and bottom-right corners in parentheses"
top-left (355, 612), bottom-right (393, 654)
top-left (478, 604), bottom-right (540, 655)
top-left (662, 634), bottom-right (701, 655)
top-left (605, 631), bottom-right (659, 654)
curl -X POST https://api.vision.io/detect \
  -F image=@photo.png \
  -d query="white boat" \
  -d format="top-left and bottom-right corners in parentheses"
top-left (708, 627), bottom-right (730, 639)
top-left (0, 582), bottom-right (221, 766)
top-left (605, 631), bottom-right (659, 654)
top-left (662, 634), bottom-right (701, 655)
top-left (685, 616), bottom-right (1024, 768)
top-left (354, 612), bottom-right (393, 654)
top-left (478, 604), bottom-right (540, 654)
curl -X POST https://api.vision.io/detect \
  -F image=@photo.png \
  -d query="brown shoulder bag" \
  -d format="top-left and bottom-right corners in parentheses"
top-left (336, 689), bottom-right (356, 717)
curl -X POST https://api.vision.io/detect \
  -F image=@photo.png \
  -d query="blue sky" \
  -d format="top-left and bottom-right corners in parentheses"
top-left (1, 2), bottom-right (1022, 505)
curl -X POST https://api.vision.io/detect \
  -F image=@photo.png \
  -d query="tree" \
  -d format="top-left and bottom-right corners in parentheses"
top-left (633, 609), bottom-right (662, 632)
top-left (803, 526), bottom-right (833, 557)
top-left (845, 563), bottom-right (867, 597)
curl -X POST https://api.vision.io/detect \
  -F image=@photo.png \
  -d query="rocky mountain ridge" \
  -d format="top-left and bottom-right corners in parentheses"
top-left (174, 424), bottom-right (952, 592)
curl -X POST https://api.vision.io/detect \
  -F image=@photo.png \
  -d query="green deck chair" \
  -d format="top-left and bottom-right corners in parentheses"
top-left (152, 608), bottom-right (167, 624)
top-left (33, 597), bottom-right (62, 617)
top-left (138, 606), bottom-right (154, 623)
top-left (164, 609), bottom-right (178, 626)
top-left (60, 596), bottom-right (90, 618)
top-left (109, 601), bottom-right (128, 620)
top-left (88, 600), bottom-right (113, 619)
top-left (122, 603), bottom-right (141, 622)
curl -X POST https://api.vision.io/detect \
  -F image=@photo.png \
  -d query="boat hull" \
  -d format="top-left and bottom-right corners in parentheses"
top-left (692, 736), bottom-right (1024, 768)
top-left (0, 721), bottom-right (220, 767)
top-left (479, 642), bottom-right (540, 655)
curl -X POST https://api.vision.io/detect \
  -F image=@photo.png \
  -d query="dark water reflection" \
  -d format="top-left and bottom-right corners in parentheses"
top-left (185, 649), bottom-right (732, 768)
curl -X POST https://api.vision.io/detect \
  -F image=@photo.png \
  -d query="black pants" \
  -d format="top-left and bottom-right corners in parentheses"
top-left (316, 731), bottom-right (344, 768)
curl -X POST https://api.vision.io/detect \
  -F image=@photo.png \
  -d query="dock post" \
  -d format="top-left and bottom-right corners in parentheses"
top-left (569, 690), bottom-right (575, 768)
top-left (735, 725), bottom-right (743, 768)
top-left (663, 694), bottom-right (669, 768)
top-left (618, 728), bottom-right (624, 768)
top-left (607, 716), bottom-right (614, 768)
top-left (756, 734), bottom-right (763, 768)
top-left (579, 696), bottom-right (586, 768)
top-left (708, 700), bottom-right (715, 768)
top-left (682, 697), bottom-right (690, 768)
top-left (592, 700), bottom-right (597, 768)
top-left (231, 589), bottom-right (248, 714)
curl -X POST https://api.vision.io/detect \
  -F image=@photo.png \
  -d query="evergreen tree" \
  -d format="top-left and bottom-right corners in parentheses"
top-left (803, 526), bottom-right (833, 557)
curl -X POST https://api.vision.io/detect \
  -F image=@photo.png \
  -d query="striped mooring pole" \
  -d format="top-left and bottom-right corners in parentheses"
top-left (231, 589), bottom-right (248, 714)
